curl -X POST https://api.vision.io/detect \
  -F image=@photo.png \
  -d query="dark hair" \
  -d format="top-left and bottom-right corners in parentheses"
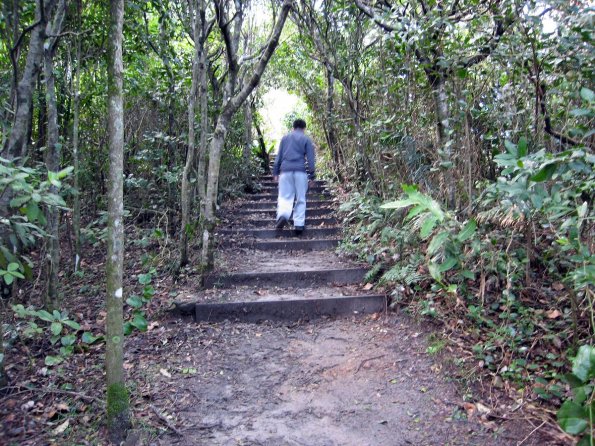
top-left (293, 119), bottom-right (307, 129)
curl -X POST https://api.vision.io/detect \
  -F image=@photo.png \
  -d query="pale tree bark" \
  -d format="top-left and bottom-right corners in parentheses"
top-left (42, 0), bottom-right (67, 310)
top-left (180, 0), bottom-right (210, 268)
top-left (72, 0), bottom-right (82, 272)
top-left (3, 0), bottom-right (56, 162)
top-left (243, 97), bottom-right (253, 163)
top-left (196, 25), bottom-right (209, 212)
top-left (105, 0), bottom-right (129, 441)
top-left (200, 0), bottom-right (293, 269)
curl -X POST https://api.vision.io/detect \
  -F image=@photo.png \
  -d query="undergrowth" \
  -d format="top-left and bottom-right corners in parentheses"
top-left (338, 137), bottom-right (594, 437)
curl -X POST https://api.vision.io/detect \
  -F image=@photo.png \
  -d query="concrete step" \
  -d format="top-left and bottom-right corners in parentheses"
top-left (259, 186), bottom-right (328, 194)
top-left (246, 193), bottom-right (331, 201)
top-left (186, 295), bottom-right (387, 323)
top-left (238, 217), bottom-right (338, 228)
top-left (240, 200), bottom-right (330, 210)
top-left (260, 180), bottom-right (326, 188)
top-left (224, 238), bottom-right (340, 251)
top-left (237, 208), bottom-right (333, 217)
top-left (204, 266), bottom-right (366, 288)
top-left (217, 227), bottom-right (340, 239)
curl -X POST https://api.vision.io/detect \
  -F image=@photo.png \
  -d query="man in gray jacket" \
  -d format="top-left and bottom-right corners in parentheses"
top-left (272, 119), bottom-right (316, 235)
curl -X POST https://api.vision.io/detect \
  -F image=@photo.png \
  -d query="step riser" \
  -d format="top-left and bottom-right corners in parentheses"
top-left (224, 239), bottom-right (340, 251)
top-left (237, 208), bottom-right (333, 217)
top-left (259, 186), bottom-right (327, 191)
top-left (217, 228), bottom-right (340, 239)
top-left (204, 267), bottom-right (365, 288)
top-left (240, 201), bottom-right (330, 210)
top-left (261, 181), bottom-right (326, 188)
top-left (192, 295), bottom-right (387, 323)
top-left (246, 194), bottom-right (331, 201)
top-left (239, 218), bottom-right (338, 228)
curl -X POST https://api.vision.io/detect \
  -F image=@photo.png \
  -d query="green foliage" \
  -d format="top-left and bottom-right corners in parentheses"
top-left (557, 345), bottom-right (595, 443)
top-left (123, 268), bottom-right (156, 335)
top-left (12, 304), bottom-right (103, 367)
top-left (0, 160), bottom-right (71, 285)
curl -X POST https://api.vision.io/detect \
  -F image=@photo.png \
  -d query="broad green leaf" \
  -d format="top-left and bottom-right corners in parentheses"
top-left (138, 273), bottom-right (152, 285)
top-left (439, 257), bottom-right (457, 273)
top-left (3, 274), bottom-right (13, 285)
top-left (131, 314), bottom-right (148, 332)
top-left (7, 262), bottom-right (19, 272)
top-left (457, 219), bottom-right (477, 242)
top-left (428, 231), bottom-right (449, 255)
top-left (9, 195), bottom-right (31, 208)
top-left (63, 320), bottom-right (80, 330)
top-left (504, 140), bottom-right (517, 156)
top-left (61, 334), bottom-right (76, 346)
top-left (10, 271), bottom-right (24, 279)
top-left (580, 87), bottom-right (595, 102)
top-left (82, 332), bottom-right (102, 344)
top-left (51, 322), bottom-right (63, 336)
top-left (57, 166), bottom-right (74, 179)
top-left (126, 295), bottom-right (143, 309)
top-left (517, 137), bottom-right (528, 158)
top-left (428, 262), bottom-right (442, 282)
top-left (45, 355), bottom-right (63, 366)
top-left (380, 198), bottom-right (418, 210)
top-left (573, 345), bottom-right (595, 382)
top-left (420, 216), bottom-right (438, 239)
top-left (530, 163), bottom-right (557, 182)
top-left (26, 201), bottom-right (40, 222)
top-left (557, 400), bottom-right (588, 435)
top-left (123, 322), bottom-right (133, 336)
top-left (460, 270), bottom-right (475, 280)
top-left (36, 309), bottom-right (54, 322)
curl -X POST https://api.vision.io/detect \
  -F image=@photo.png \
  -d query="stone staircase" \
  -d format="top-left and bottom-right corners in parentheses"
top-left (174, 175), bottom-right (386, 323)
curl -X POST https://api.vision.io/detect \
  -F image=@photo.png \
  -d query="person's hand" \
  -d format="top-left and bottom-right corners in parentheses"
top-left (273, 176), bottom-right (279, 183)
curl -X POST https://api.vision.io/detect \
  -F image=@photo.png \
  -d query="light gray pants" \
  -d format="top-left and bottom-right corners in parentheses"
top-left (277, 171), bottom-right (308, 226)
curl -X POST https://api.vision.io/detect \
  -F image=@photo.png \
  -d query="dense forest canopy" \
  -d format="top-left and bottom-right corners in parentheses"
top-left (0, 0), bottom-right (593, 443)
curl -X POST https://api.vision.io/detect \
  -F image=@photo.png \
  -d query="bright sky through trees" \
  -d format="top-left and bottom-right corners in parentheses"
top-left (261, 88), bottom-right (304, 150)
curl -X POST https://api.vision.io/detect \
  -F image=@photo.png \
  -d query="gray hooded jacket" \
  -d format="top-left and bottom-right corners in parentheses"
top-left (272, 130), bottom-right (315, 179)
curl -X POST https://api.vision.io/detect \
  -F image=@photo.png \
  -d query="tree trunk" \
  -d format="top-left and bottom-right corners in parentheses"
top-left (105, 0), bottom-right (130, 441)
top-left (3, 0), bottom-right (54, 162)
top-left (243, 98), bottom-right (253, 163)
top-left (196, 30), bottom-right (209, 213)
top-left (179, 1), bottom-right (202, 268)
top-left (254, 117), bottom-right (269, 174)
top-left (430, 73), bottom-right (455, 208)
top-left (72, 0), bottom-right (82, 272)
top-left (324, 64), bottom-right (342, 181)
top-left (200, 0), bottom-right (292, 270)
top-left (42, 0), bottom-right (67, 310)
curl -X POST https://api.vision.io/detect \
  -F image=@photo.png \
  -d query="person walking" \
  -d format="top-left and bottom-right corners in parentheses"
top-left (272, 118), bottom-right (316, 235)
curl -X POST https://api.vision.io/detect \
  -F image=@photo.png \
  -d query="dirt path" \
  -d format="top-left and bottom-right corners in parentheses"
top-left (130, 314), bottom-right (540, 445)
top-left (147, 176), bottom-right (545, 445)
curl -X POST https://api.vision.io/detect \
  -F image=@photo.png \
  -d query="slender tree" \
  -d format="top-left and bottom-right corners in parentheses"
top-left (179, 0), bottom-right (211, 267)
top-left (42, 0), bottom-right (68, 309)
top-left (105, 0), bottom-right (130, 440)
top-left (201, 0), bottom-right (293, 269)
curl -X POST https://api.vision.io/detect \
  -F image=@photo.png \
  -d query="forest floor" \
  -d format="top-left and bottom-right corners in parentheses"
top-left (0, 189), bottom-right (572, 445)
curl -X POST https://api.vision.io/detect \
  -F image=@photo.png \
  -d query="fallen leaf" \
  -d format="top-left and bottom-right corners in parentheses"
top-left (159, 368), bottom-right (172, 378)
top-left (546, 309), bottom-right (561, 319)
top-left (463, 402), bottom-right (475, 417)
top-left (552, 282), bottom-right (564, 291)
top-left (52, 419), bottom-right (69, 435)
top-left (363, 283), bottom-right (373, 290)
top-left (476, 402), bottom-right (491, 414)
